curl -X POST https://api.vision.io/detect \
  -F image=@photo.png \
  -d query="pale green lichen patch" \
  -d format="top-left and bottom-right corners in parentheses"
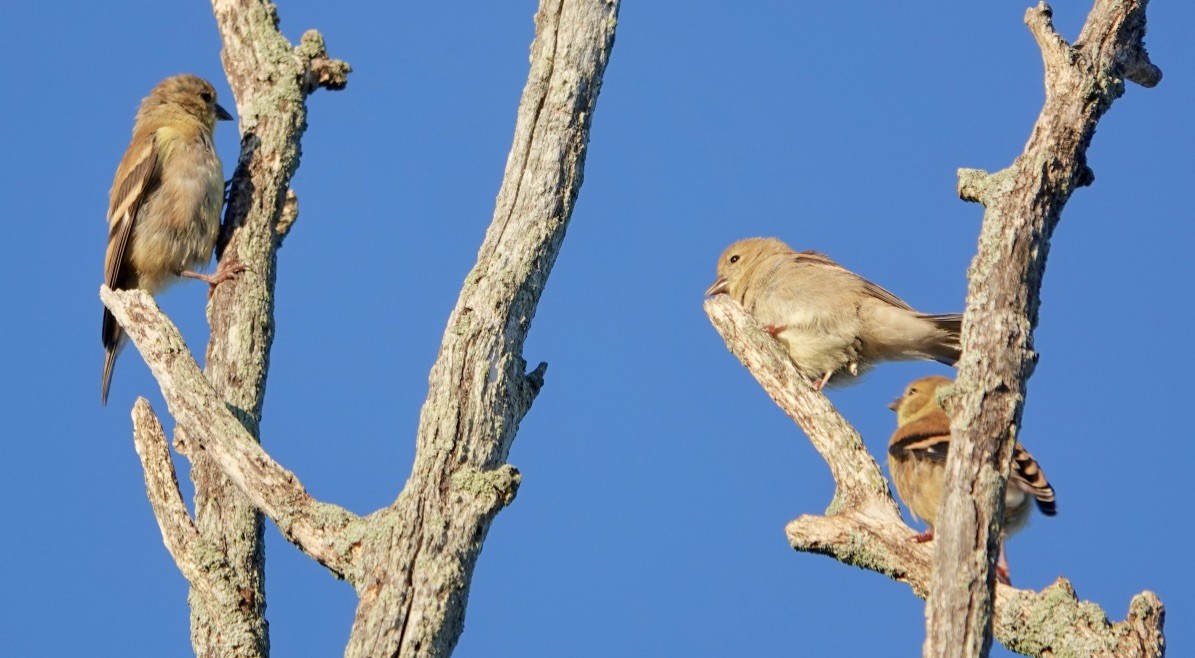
top-left (837, 529), bottom-right (891, 575)
top-left (999, 581), bottom-right (1116, 657)
top-left (451, 465), bottom-right (522, 508)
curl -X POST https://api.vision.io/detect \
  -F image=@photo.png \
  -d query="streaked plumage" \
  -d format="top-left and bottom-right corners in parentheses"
top-left (102, 74), bottom-right (234, 405)
top-left (887, 375), bottom-right (1056, 584)
top-left (705, 237), bottom-right (961, 388)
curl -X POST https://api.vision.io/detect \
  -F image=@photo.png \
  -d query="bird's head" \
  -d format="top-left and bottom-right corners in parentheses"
top-left (140, 74), bottom-right (234, 132)
top-left (705, 237), bottom-right (793, 298)
top-left (890, 375), bottom-right (954, 425)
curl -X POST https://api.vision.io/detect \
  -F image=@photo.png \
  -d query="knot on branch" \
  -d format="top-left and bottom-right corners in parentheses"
top-left (452, 465), bottom-right (522, 511)
top-left (524, 361), bottom-right (548, 398)
top-left (1025, 2), bottom-right (1072, 65)
top-left (1120, 47), bottom-right (1162, 88)
top-left (296, 30), bottom-right (351, 93)
top-left (957, 168), bottom-right (991, 204)
top-left (1073, 164), bottom-right (1095, 190)
top-left (957, 167), bottom-right (1019, 206)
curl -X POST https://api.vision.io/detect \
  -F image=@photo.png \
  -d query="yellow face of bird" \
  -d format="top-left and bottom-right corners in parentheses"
top-left (890, 375), bottom-right (954, 425)
top-left (139, 74), bottom-right (234, 132)
top-left (705, 237), bottom-right (791, 297)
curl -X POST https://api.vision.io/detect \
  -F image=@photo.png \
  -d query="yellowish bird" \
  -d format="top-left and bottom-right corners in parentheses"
top-left (706, 237), bottom-right (961, 388)
top-left (887, 375), bottom-right (1056, 584)
top-left (102, 74), bottom-right (237, 405)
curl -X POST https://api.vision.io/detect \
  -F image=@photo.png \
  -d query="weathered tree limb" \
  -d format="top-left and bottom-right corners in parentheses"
top-left (104, 288), bottom-right (365, 580)
top-left (700, 298), bottom-right (890, 513)
top-left (158, 1), bottom-right (351, 656)
top-left (131, 399), bottom-right (272, 651)
top-left (103, 1), bottom-right (616, 656)
top-left (344, 3), bottom-right (619, 655)
top-left (704, 296), bottom-right (1165, 657)
top-left (929, 2), bottom-right (1161, 656)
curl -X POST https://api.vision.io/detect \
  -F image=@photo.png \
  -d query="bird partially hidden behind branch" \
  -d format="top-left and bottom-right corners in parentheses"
top-left (705, 237), bottom-right (961, 389)
top-left (101, 74), bottom-right (242, 405)
top-left (887, 375), bottom-right (1056, 585)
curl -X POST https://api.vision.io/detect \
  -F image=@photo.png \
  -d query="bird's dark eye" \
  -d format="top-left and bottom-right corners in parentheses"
top-left (908, 388), bottom-right (917, 396)
top-left (729, 254), bottom-right (740, 264)
top-left (200, 91), bottom-right (214, 103)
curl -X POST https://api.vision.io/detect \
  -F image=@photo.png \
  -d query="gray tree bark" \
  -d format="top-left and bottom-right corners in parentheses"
top-left (705, 1), bottom-right (1164, 657)
top-left (704, 297), bottom-right (1164, 657)
top-left (102, 1), bottom-right (618, 656)
top-left (929, 2), bottom-right (1161, 657)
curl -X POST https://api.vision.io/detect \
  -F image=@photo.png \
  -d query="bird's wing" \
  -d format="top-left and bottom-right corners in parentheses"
top-left (858, 277), bottom-right (915, 312)
top-left (888, 415), bottom-right (951, 463)
top-left (793, 250), bottom-right (916, 311)
top-left (105, 133), bottom-right (159, 290)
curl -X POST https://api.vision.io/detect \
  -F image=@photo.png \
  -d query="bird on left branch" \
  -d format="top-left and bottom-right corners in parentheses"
top-left (101, 74), bottom-right (241, 405)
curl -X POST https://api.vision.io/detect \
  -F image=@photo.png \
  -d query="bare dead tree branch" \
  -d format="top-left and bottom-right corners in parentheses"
top-left (143, 1), bottom-right (353, 655)
top-left (704, 296), bottom-right (1165, 657)
top-left (131, 399), bottom-right (270, 650)
top-left (345, 3), bottom-right (619, 654)
top-left (105, 288), bottom-right (365, 578)
top-left (102, 1), bottom-right (617, 656)
top-left (930, 2), bottom-right (1162, 656)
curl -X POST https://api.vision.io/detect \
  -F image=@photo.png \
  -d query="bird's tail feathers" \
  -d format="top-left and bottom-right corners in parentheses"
top-left (1011, 443), bottom-right (1057, 516)
top-left (918, 313), bottom-right (962, 366)
top-left (101, 310), bottom-right (125, 406)
top-left (101, 348), bottom-right (118, 406)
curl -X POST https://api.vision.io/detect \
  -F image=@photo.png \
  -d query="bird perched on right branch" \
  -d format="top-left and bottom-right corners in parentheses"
top-left (887, 375), bottom-right (1057, 585)
top-left (705, 237), bottom-right (961, 388)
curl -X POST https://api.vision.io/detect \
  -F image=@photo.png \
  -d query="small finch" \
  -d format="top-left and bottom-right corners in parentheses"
top-left (102, 74), bottom-right (237, 405)
top-left (887, 375), bottom-right (1056, 584)
top-left (705, 237), bottom-right (961, 389)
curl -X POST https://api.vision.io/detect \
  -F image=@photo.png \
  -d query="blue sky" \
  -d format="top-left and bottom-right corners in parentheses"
top-left (3, 2), bottom-right (1191, 656)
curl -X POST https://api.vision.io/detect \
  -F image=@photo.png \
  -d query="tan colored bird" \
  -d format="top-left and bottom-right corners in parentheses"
top-left (887, 375), bottom-right (1056, 584)
top-left (102, 74), bottom-right (237, 405)
top-left (705, 237), bottom-right (961, 388)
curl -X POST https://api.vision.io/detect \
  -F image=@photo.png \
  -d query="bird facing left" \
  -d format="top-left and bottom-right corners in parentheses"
top-left (706, 237), bottom-right (962, 389)
top-left (887, 375), bottom-right (1056, 584)
top-left (101, 74), bottom-right (237, 405)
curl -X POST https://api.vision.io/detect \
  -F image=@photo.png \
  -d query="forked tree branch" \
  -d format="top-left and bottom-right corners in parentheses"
top-left (102, 1), bottom-right (618, 657)
top-left (704, 296), bottom-right (1165, 657)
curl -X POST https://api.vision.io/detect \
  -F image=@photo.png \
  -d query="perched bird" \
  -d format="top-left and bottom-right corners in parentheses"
top-left (705, 237), bottom-right (961, 388)
top-left (102, 74), bottom-right (237, 405)
top-left (887, 375), bottom-right (1056, 584)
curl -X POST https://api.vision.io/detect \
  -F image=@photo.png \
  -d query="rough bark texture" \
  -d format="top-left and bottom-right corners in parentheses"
top-left (704, 296), bottom-right (1165, 658)
top-left (345, 4), bottom-right (618, 655)
top-left (928, 2), bottom-right (1161, 657)
top-left (104, 1), bottom-right (351, 656)
top-left (102, 1), bottom-right (617, 657)
top-left (704, 1), bottom-right (1164, 655)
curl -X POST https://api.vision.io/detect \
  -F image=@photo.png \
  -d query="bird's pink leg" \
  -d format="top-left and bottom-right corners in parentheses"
top-left (763, 324), bottom-right (787, 338)
top-left (911, 528), bottom-right (935, 543)
top-left (995, 542), bottom-right (1012, 585)
top-left (813, 371), bottom-right (834, 390)
top-left (181, 259), bottom-right (246, 298)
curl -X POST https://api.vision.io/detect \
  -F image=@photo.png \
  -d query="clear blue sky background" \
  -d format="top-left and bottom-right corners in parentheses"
top-left (3, 2), bottom-right (1191, 656)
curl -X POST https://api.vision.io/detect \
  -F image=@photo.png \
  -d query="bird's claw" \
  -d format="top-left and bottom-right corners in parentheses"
top-left (182, 261), bottom-right (246, 299)
top-left (911, 529), bottom-right (935, 543)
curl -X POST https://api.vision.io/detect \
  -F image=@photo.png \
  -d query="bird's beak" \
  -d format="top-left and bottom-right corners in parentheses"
top-left (886, 397), bottom-right (901, 412)
top-left (705, 277), bottom-right (729, 297)
top-left (216, 103), bottom-right (234, 121)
